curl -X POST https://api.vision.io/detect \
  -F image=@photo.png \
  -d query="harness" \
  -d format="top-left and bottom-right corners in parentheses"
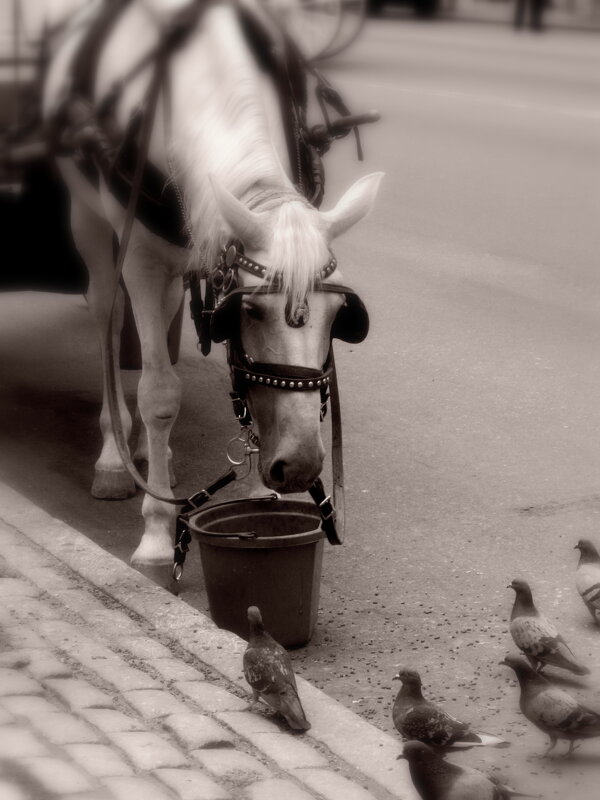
top-left (47, 0), bottom-right (363, 243)
top-left (36, 0), bottom-right (378, 568)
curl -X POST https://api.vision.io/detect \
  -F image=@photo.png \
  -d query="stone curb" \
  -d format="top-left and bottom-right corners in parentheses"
top-left (0, 481), bottom-right (417, 800)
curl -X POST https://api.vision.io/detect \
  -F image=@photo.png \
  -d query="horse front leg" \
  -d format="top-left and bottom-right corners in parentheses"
top-left (133, 407), bottom-right (177, 487)
top-left (124, 249), bottom-right (183, 565)
top-left (69, 194), bottom-right (136, 499)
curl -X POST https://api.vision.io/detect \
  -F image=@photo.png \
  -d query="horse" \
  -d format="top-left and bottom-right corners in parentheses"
top-left (38, 0), bottom-right (383, 565)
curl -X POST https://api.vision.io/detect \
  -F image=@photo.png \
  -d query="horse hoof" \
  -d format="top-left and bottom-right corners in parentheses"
top-left (130, 536), bottom-right (173, 567)
top-left (92, 469), bottom-right (136, 499)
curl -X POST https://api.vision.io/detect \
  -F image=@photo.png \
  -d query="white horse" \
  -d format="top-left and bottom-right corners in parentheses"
top-left (39, 0), bottom-right (382, 565)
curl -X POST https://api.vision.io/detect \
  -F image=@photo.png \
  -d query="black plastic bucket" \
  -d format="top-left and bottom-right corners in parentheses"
top-left (187, 496), bottom-right (325, 648)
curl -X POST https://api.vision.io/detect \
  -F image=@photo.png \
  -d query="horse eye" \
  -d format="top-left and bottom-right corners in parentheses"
top-left (243, 304), bottom-right (263, 321)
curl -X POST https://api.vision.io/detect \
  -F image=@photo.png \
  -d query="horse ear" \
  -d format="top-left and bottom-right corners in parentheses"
top-left (208, 175), bottom-right (266, 250)
top-left (321, 172), bottom-right (385, 240)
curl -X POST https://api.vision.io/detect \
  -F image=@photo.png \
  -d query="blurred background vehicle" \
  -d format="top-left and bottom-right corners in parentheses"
top-left (367, 0), bottom-right (443, 19)
top-left (267, 0), bottom-right (368, 60)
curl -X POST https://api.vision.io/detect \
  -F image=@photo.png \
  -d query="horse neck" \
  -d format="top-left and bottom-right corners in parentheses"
top-left (166, 3), bottom-right (295, 267)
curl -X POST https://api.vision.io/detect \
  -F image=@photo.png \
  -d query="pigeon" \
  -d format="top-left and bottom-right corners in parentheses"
top-left (242, 605), bottom-right (310, 731)
top-left (574, 539), bottom-right (600, 624)
top-left (392, 668), bottom-right (507, 749)
top-left (508, 578), bottom-right (590, 676)
top-left (398, 740), bottom-right (538, 800)
top-left (502, 655), bottom-right (600, 757)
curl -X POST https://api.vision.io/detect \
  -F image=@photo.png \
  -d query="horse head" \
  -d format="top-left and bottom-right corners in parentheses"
top-left (211, 172), bottom-right (383, 493)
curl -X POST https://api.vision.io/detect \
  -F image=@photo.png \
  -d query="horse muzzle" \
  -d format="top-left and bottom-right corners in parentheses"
top-left (260, 436), bottom-right (326, 494)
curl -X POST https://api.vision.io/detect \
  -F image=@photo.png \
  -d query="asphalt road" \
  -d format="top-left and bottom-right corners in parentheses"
top-left (1, 17), bottom-right (600, 799)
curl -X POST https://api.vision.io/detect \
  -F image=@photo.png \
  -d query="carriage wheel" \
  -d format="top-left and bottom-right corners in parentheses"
top-left (316, 0), bottom-right (367, 60)
top-left (269, 0), bottom-right (344, 62)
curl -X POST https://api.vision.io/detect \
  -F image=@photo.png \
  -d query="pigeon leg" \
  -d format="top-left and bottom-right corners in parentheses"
top-left (564, 740), bottom-right (580, 758)
top-left (541, 737), bottom-right (558, 758)
top-left (248, 690), bottom-right (261, 710)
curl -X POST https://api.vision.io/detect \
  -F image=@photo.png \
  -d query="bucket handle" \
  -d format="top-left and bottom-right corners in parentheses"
top-left (189, 492), bottom-right (282, 539)
top-left (198, 529), bottom-right (257, 540)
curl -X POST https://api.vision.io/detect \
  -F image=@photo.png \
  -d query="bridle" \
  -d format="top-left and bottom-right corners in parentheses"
top-left (202, 240), bottom-right (368, 419)
top-left (182, 237), bottom-right (369, 554)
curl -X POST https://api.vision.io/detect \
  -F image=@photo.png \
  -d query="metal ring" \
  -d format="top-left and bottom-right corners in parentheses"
top-left (223, 270), bottom-right (237, 294)
top-left (226, 435), bottom-right (248, 466)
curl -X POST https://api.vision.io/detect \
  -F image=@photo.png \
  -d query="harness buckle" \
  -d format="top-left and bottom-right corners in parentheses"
top-left (319, 495), bottom-right (336, 522)
top-left (186, 488), bottom-right (210, 509)
top-left (230, 394), bottom-right (251, 424)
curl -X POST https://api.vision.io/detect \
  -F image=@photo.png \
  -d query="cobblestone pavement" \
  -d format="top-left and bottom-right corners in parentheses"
top-left (0, 482), bottom-right (416, 800)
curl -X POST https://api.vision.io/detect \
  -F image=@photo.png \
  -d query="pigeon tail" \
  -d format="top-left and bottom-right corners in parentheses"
top-left (278, 686), bottom-right (311, 731)
top-left (567, 661), bottom-right (591, 677)
top-left (543, 647), bottom-right (591, 676)
top-left (493, 781), bottom-right (541, 800)
top-left (454, 731), bottom-right (509, 748)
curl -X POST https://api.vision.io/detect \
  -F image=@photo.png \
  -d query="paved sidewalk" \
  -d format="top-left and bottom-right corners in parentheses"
top-left (0, 482), bottom-right (417, 800)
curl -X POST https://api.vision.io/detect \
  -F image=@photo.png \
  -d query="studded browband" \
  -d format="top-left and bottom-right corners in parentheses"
top-left (213, 241), bottom-right (338, 292)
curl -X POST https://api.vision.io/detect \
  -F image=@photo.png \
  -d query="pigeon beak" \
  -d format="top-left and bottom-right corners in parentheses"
top-left (396, 754), bottom-right (406, 760)
top-left (392, 674), bottom-right (400, 681)
top-left (574, 544), bottom-right (580, 550)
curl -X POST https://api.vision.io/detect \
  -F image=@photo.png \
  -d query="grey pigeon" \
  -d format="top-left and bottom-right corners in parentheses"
top-left (508, 578), bottom-right (590, 676)
top-left (398, 740), bottom-right (538, 800)
top-left (242, 606), bottom-right (310, 731)
top-left (574, 539), bottom-right (600, 624)
top-left (393, 668), bottom-right (507, 749)
top-left (502, 655), bottom-right (600, 757)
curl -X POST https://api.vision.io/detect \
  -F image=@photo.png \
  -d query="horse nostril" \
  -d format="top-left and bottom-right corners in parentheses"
top-left (269, 460), bottom-right (287, 486)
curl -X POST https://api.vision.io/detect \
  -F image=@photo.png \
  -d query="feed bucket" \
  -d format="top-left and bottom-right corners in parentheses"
top-left (187, 496), bottom-right (325, 648)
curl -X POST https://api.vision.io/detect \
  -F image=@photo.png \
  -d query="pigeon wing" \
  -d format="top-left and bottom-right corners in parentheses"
top-left (509, 616), bottom-right (559, 659)
top-left (540, 634), bottom-right (583, 671)
top-left (576, 565), bottom-right (600, 621)
top-left (526, 687), bottom-right (586, 734)
top-left (396, 703), bottom-right (470, 746)
top-left (243, 644), bottom-right (295, 695)
top-left (556, 703), bottom-right (600, 738)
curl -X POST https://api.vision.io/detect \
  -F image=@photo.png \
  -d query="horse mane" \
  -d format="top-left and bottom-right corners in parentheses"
top-left (263, 200), bottom-right (330, 307)
top-left (165, 1), bottom-right (329, 303)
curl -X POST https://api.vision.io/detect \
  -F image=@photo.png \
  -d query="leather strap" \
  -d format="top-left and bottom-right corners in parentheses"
top-left (329, 350), bottom-right (345, 542)
top-left (307, 350), bottom-right (343, 545)
top-left (103, 52), bottom-right (193, 506)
